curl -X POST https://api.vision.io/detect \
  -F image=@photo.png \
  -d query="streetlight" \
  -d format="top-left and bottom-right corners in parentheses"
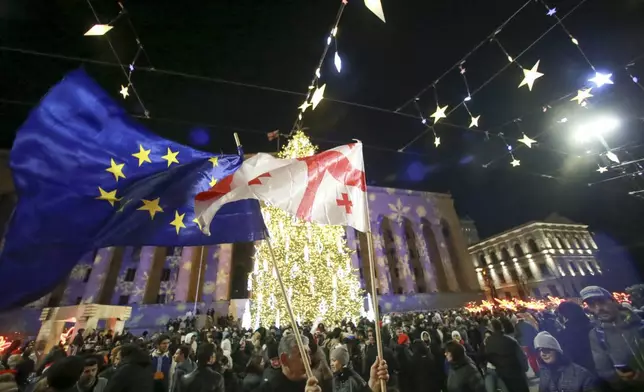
top-left (572, 116), bottom-right (620, 144)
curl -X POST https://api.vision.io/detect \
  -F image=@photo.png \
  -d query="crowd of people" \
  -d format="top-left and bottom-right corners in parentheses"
top-left (0, 285), bottom-right (642, 392)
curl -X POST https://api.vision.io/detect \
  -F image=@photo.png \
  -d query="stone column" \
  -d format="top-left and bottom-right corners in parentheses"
top-left (174, 247), bottom-right (197, 302)
top-left (214, 244), bottom-right (233, 301)
top-left (82, 248), bottom-right (115, 304)
top-left (390, 221), bottom-right (414, 293)
top-left (370, 231), bottom-right (391, 295)
top-left (38, 320), bottom-right (65, 355)
top-left (412, 223), bottom-right (438, 292)
top-left (431, 224), bottom-right (459, 291)
top-left (128, 246), bottom-right (157, 304)
top-left (106, 318), bottom-right (126, 334)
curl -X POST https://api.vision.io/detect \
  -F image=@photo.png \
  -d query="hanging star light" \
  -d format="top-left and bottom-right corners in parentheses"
top-left (469, 115), bottom-right (480, 128)
top-left (518, 133), bottom-right (537, 148)
top-left (589, 72), bottom-right (613, 88)
top-left (334, 52), bottom-right (342, 73)
top-left (310, 84), bottom-right (326, 110)
top-left (596, 166), bottom-right (608, 174)
top-left (511, 158), bottom-right (521, 167)
top-left (606, 151), bottom-right (620, 164)
top-left (518, 60), bottom-right (544, 91)
top-left (364, 0), bottom-right (386, 22)
top-left (119, 85), bottom-right (129, 99)
top-left (434, 136), bottom-right (441, 147)
top-left (546, 7), bottom-right (557, 16)
top-left (298, 101), bottom-right (312, 113)
top-left (570, 88), bottom-right (593, 105)
top-left (430, 105), bottom-right (448, 124)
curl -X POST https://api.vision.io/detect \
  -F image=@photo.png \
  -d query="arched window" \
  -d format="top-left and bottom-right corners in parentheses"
top-left (479, 254), bottom-right (487, 266)
top-left (501, 247), bottom-right (511, 261)
top-left (490, 252), bottom-right (500, 264)
top-left (403, 218), bottom-right (425, 293)
top-left (555, 236), bottom-right (564, 248)
top-left (579, 236), bottom-right (589, 249)
top-left (513, 243), bottom-right (525, 257)
top-left (422, 219), bottom-right (448, 292)
top-left (381, 217), bottom-right (402, 294)
top-left (571, 236), bottom-right (581, 248)
top-left (528, 239), bottom-right (539, 253)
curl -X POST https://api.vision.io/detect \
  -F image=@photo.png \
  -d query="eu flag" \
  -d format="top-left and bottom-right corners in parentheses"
top-left (0, 70), bottom-right (266, 309)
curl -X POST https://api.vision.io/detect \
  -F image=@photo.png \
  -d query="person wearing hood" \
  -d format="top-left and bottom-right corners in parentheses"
top-left (534, 331), bottom-right (598, 392)
top-left (581, 285), bottom-right (644, 391)
top-left (329, 346), bottom-right (368, 392)
top-left (420, 331), bottom-right (431, 348)
top-left (445, 341), bottom-right (486, 392)
top-left (411, 340), bottom-right (441, 392)
top-left (262, 342), bottom-right (282, 384)
top-left (169, 345), bottom-right (195, 392)
top-left (483, 319), bottom-right (529, 392)
top-left (103, 344), bottom-right (154, 392)
top-left (556, 301), bottom-right (596, 374)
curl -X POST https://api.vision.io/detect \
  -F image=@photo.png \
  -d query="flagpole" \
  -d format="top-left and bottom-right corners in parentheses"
top-left (193, 246), bottom-right (205, 315)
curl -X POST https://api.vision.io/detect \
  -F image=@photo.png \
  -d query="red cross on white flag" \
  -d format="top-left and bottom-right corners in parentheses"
top-left (194, 143), bottom-right (369, 235)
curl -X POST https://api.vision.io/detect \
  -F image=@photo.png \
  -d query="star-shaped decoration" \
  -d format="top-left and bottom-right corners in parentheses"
top-left (106, 158), bottom-right (126, 181)
top-left (469, 115), bottom-right (480, 128)
top-left (132, 145), bottom-right (152, 166)
top-left (430, 105), bottom-right (448, 124)
top-left (119, 85), bottom-right (129, 99)
top-left (96, 187), bottom-right (121, 207)
top-left (596, 166), bottom-right (608, 174)
top-left (209, 157), bottom-right (219, 167)
top-left (518, 60), bottom-right (544, 91)
top-left (518, 133), bottom-right (537, 148)
top-left (298, 101), bottom-right (312, 113)
top-left (138, 198), bottom-right (164, 219)
top-left (434, 136), bottom-right (441, 147)
top-left (570, 88), bottom-right (593, 105)
top-left (170, 211), bottom-right (187, 234)
top-left (589, 72), bottom-right (613, 88)
top-left (161, 147), bottom-right (180, 167)
top-left (311, 84), bottom-right (326, 110)
top-left (510, 158), bottom-right (521, 167)
top-left (209, 177), bottom-right (218, 187)
top-left (546, 7), bottom-right (557, 16)
top-left (193, 217), bottom-right (203, 230)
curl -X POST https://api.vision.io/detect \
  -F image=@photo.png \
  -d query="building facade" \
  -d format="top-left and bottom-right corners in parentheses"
top-left (468, 214), bottom-right (602, 299)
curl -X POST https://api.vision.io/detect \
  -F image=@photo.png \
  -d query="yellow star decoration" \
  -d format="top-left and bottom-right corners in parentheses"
top-left (161, 148), bottom-right (180, 167)
top-left (209, 177), bottom-right (218, 187)
top-left (311, 84), bottom-right (326, 110)
top-left (469, 115), bottom-right (480, 128)
top-left (209, 157), bottom-right (219, 167)
top-left (192, 217), bottom-right (202, 230)
top-left (138, 198), bottom-right (164, 219)
top-left (518, 60), bottom-right (544, 91)
top-left (430, 105), bottom-right (448, 124)
top-left (117, 199), bottom-right (131, 213)
top-left (96, 187), bottom-right (121, 207)
top-left (106, 158), bottom-right (126, 182)
top-left (132, 145), bottom-right (152, 166)
top-left (170, 211), bottom-right (187, 234)
top-left (570, 88), bottom-right (593, 105)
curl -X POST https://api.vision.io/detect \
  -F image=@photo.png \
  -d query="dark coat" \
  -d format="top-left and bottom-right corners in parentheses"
top-left (180, 366), bottom-right (224, 392)
top-left (255, 370), bottom-right (331, 392)
top-left (241, 372), bottom-right (262, 392)
top-left (483, 332), bottom-right (529, 392)
top-left (558, 320), bottom-right (596, 374)
top-left (411, 342), bottom-right (442, 392)
top-left (103, 349), bottom-right (154, 392)
top-left (538, 359), bottom-right (599, 392)
top-left (446, 358), bottom-right (486, 392)
top-left (331, 368), bottom-right (369, 392)
top-left (170, 360), bottom-right (196, 392)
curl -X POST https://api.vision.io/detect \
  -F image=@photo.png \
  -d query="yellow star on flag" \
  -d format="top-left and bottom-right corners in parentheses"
top-left (96, 187), bottom-right (121, 207)
top-left (170, 211), bottom-right (187, 234)
top-left (138, 198), bottom-right (164, 219)
top-left (132, 145), bottom-right (152, 166)
top-left (518, 60), bottom-right (544, 91)
top-left (209, 177), bottom-right (218, 187)
top-left (162, 148), bottom-right (180, 167)
top-left (570, 88), bottom-right (593, 105)
top-left (430, 105), bottom-right (448, 124)
top-left (193, 217), bottom-right (202, 230)
top-left (106, 158), bottom-right (126, 182)
top-left (209, 157), bottom-right (219, 167)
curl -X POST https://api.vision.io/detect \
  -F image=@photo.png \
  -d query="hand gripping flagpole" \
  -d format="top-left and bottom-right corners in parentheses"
top-left (233, 133), bottom-right (314, 380)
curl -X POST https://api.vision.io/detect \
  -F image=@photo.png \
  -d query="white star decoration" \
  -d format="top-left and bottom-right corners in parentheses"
top-left (311, 84), bottom-right (326, 110)
top-left (518, 60), bottom-right (544, 91)
top-left (434, 136), bottom-right (441, 147)
top-left (571, 88), bottom-right (593, 105)
top-left (430, 105), bottom-right (448, 124)
top-left (298, 101), bottom-right (312, 113)
top-left (119, 85), bottom-right (129, 99)
top-left (589, 72), bottom-right (613, 88)
top-left (518, 133), bottom-right (537, 148)
top-left (469, 115), bottom-right (480, 128)
top-left (596, 166), bottom-right (608, 174)
top-left (511, 158), bottom-right (521, 167)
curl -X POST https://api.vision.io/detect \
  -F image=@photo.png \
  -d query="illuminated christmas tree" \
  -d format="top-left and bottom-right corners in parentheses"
top-left (249, 131), bottom-right (364, 327)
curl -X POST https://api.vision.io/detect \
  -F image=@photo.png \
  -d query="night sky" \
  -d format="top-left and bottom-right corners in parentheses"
top-left (1, 0), bottom-right (644, 275)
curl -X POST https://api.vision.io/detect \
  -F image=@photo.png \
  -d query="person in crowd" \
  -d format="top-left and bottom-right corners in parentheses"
top-left (98, 347), bottom-right (121, 381)
top-left (180, 343), bottom-right (224, 392)
top-left (445, 341), bottom-right (486, 392)
top-left (534, 331), bottom-right (598, 392)
top-left (76, 357), bottom-right (107, 392)
top-left (515, 313), bottom-right (540, 377)
top-left (169, 345), bottom-right (195, 392)
top-left (581, 285), bottom-right (644, 391)
top-left (46, 357), bottom-right (86, 392)
top-left (103, 344), bottom-right (153, 392)
top-left (362, 331), bottom-right (397, 389)
top-left (556, 301), bottom-right (596, 374)
top-left (394, 333), bottom-right (413, 392)
top-left (241, 355), bottom-right (263, 392)
top-left (305, 332), bottom-right (332, 392)
top-left (150, 335), bottom-right (171, 392)
top-left (483, 319), bottom-right (530, 392)
top-left (219, 356), bottom-right (240, 392)
top-left (410, 340), bottom-right (441, 392)
top-left (329, 346), bottom-right (367, 392)
top-left (262, 342), bottom-right (281, 384)
top-left (481, 330), bottom-right (507, 392)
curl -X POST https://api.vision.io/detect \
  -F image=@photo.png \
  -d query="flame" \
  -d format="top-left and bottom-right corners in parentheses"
top-left (465, 293), bottom-right (629, 313)
top-left (613, 292), bottom-right (631, 304)
top-left (0, 336), bottom-right (12, 351)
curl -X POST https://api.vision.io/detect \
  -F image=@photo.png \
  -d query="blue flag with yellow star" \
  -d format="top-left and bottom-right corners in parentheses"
top-left (0, 69), bottom-right (266, 309)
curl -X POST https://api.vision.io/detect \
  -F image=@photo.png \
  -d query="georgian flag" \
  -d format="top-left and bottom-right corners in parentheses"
top-left (194, 143), bottom-right (369, 234)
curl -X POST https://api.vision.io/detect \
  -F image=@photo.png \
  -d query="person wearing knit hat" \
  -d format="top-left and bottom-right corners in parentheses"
top-left (533, 331), bottom-right (598, 392)
top-left (397, 333), bottom-right (410, 346)
top-left (329, 346), bottom-right (369, 392)
top-left (329, 346), bottom-right (350, 373)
